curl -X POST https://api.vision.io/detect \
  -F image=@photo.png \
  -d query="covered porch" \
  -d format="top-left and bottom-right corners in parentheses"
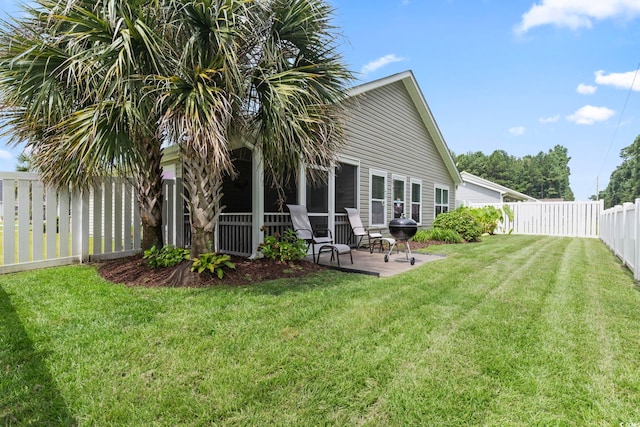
top-left (215, 146), bottom-right (362, 257)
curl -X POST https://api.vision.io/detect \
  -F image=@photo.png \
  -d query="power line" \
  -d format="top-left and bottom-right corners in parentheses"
top-left (598, 60), bottom-right (640, 180)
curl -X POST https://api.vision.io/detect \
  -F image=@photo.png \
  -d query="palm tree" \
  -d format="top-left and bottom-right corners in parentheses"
top-left (0, 0), bottom-right (168, 249)
top-left (15, 152), bottom-right (34, 172)
top-left (157, 0), bottom-right (352, 256)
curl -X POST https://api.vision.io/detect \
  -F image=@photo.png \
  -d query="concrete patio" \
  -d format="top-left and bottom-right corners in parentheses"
top-left (311, 247), bottom-right (445, 277)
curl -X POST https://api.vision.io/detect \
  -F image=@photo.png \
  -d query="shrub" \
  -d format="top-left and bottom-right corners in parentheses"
top-left (433, 208), bottom-right (482, 242)
top-left (468, 206), bottom-right (502, 235)
top-left (258, 229), bottom-right (308, 262)
top-left (191, 253), bottom-right (236, 279)
top-left (143, 245), bottom-right (190, 268)
top-left (415, 228), bottom-right (464, 244)
top-left (412, 229), bottom-right (430, 243)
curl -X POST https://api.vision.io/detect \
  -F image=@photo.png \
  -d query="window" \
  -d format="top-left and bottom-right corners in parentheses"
top-left (370, 170), bottom-right (386, 226)
top-left (392, 175), bottom-right (406, 219)
top-left (435, 185), bottom-right (449, 216)
top-left (335, 162), bottom-right (358, 211)
top-left (411, 179), bottom-right (422, 223)
top-left (306, 170), bottom-right (328, 214)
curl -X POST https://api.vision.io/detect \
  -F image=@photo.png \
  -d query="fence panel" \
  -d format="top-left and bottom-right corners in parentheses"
top-left (0, 173), bottom-right (142, 274)
top-left (468, 201), bottom-right (603, 238)
top-left (600, 199), bottom-right (640, 281)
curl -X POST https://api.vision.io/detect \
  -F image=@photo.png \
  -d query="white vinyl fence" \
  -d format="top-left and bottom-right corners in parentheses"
top-left (0, 173), bottom-right (189, 274)
top-left (600, 199), bottom-right (640, 281)
top-left (466, 201), bottom-right (603, 238)
top-left (0, 172), bottom-right (142, 274)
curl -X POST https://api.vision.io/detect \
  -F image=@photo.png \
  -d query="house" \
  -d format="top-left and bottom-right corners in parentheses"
top-left (161, 70), bottom-right (463, 257)
top-left (456, 171), bottom-right (537, 206)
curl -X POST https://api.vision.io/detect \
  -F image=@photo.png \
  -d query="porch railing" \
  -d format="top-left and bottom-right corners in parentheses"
top-left (215, 212), bottom-right (353, 257)
top-left (218, 213), bottom-right (253, 256)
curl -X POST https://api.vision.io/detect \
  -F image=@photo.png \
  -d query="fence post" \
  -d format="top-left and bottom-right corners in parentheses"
top-left (72, 189), bottom-right (90, 263)
top-left (635, 199), bottom-right (640, 282)
top-left (2, 179), bottom-right (15, 265)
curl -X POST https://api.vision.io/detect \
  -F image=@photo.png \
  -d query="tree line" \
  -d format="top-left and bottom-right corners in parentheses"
top-left (454, 145), bottom-right (574, 201)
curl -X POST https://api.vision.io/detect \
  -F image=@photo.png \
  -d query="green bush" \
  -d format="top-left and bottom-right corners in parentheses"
top-left (433, 208), bottom-right (482, 242)
top-left (412, 229), bottom-right (430, 243)
top-left (413, 228), bottom-right (464, 244)
top-left (468, 206), bottom-right (502, 235)
top-left (143, 245), bottom-right (191, 268)
top-left (191, 253), bottom-right (236, 279)
top-left (258, 229), bottom-right (308, 262)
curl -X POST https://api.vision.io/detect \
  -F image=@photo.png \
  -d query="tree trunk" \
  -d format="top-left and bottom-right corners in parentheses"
top-left (183, 145), bottom-right (224, 258)
top-left (136, 138), bottom-right (164, 250)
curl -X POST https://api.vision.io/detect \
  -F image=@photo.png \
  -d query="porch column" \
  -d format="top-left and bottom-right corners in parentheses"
top-left (297, 161), bottom-right (306, 204)
top-left (328, 162), bottom-right (336, 237)
top-left (250, 147), bottom-right (265, 259)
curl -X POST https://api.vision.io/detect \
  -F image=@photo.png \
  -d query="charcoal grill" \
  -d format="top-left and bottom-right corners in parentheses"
top-left (384, 215), bottom-right (418, 265)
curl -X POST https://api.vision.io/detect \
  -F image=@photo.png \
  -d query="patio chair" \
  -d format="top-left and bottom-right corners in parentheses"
top-left (287, 204), bottom-right (350, 264)
top-left (344, 207), bottom-right (395, 253)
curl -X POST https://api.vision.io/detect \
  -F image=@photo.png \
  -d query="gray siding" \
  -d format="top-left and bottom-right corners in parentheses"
top-left (456, 182), bottom-right (502, 205)
top-left (341, 81), bottom-right (456, 228)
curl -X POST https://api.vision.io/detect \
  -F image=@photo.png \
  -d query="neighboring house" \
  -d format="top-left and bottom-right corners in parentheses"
top-left (162, 70), bottom-right (463, 256)
top-left (456, 171), bottom-right (537, 206)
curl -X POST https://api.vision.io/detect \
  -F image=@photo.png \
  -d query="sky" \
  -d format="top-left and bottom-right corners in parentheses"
top-left (0, 0), bottom-right (639, 200)
top-left (326, 0), bottom-right (640, 200)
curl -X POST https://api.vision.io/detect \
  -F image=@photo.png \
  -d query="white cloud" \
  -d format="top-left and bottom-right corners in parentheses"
top-left (595, 69), bottom-right (640, 91)
top-left (539, 115), bottom-right (560, 123)
top-left (0, 150), bottom-right (12, 160)
top-left (361, 54), bottom-right (406, 75)
top-left (508, 126), bottom-right (526, 136)
top-left (566, 105), bottom-right (615, 125)
top-left (515, 0), bottom-right (640, 34)
top-left (577, 83), bottom-right (597, 95)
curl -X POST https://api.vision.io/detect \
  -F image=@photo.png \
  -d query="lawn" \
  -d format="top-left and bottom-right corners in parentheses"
top-left (1, 235), bottom-right (639, 425)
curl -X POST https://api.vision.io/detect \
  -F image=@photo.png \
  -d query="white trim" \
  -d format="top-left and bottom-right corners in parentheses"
top-left (328, 162), bottom-right (336, 234)
top-left (392, 174), bottom-right (407, 219)
top-left (369, 169), bottom-right (387, 227)
top-left (410, 178), bottom-right (423, 225)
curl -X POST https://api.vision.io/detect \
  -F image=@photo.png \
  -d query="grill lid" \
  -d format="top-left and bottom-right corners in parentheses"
top-left (389, 216), bottom-right (418, 240)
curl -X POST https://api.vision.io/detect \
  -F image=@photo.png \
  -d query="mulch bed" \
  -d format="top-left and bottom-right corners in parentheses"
top-left (97, 254), bottom-right (327, 288)
top-left (97, 240), bottom-right (442, 288)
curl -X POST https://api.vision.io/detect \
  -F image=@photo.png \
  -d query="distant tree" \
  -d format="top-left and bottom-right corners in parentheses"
top-left (454, 145), bottom-right (574, 200)
top-left (598, 135), bottom-right (640, 208)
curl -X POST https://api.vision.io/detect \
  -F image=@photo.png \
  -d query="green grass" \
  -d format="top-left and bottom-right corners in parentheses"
top-left (1, 235), bottom-right (640, 425)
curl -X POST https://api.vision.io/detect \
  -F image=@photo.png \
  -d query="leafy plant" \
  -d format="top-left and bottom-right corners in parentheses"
top-left (413, 228), bottom-right (464, 244)
top-left (502, 205), bottom-right (514, 234)
top-left (259, 229), bottom-right (308, 262)
top-left (433, 208), bottom-right (482, 242)
top-left (191, 253), bottom-right (236, 279)
top-left (469, 206), bottom-right (502, 235)
top-left (143, 245), bottom-right (190, 268)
